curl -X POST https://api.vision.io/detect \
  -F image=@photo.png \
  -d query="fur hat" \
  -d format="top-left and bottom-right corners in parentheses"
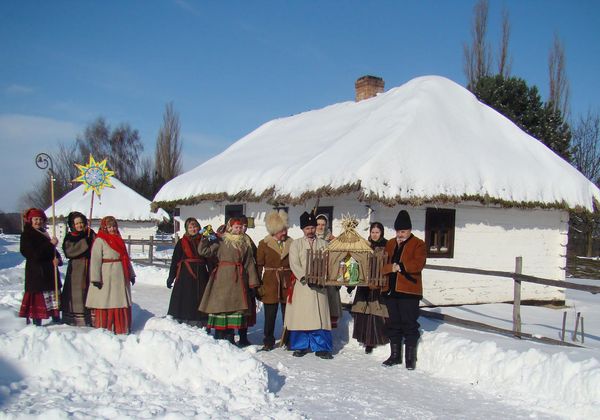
top-left (394, 210), bottom-right (412, 230)
top-left (265, 210), bottom-right (288, 235)
top-left (300, 211), bottom-right (317, 229)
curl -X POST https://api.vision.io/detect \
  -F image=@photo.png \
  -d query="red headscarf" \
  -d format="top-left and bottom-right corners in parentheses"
top-left (23, 208), bottom-right (47, 224)
top-left (96, 216), bottom-right (132, 283)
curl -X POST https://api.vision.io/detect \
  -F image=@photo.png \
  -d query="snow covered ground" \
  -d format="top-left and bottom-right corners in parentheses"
top-left (0, 234), bottom-right (599, 419)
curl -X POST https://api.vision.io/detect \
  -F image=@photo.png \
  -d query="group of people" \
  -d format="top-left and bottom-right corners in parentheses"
top-left (19, 208), bottom-right (135, 334)
top-left (19, 205), bottom-right (426, 369)
top-left (165, 208), bottom-right (426, 369)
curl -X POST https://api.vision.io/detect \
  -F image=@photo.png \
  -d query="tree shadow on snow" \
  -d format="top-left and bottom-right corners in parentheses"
top-left (131, 303), bottom-right (156, 332)
top-left (0, 356), bottom-right (24, 408)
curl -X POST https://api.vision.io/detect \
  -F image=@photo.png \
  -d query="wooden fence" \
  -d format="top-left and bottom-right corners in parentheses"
top-left (124, 235), bottom-right (178, 267)
top-left (423, 257), bottom-right (600, 347)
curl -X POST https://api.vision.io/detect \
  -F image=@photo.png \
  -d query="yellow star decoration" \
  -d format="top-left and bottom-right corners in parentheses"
top-left (73, 154), bottom-right (115, 196)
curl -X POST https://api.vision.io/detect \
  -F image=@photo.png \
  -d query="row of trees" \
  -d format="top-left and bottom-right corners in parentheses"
top-left (22, 102), bottom-right (183, 213)
top-left (463, 0), bottom-right (600, 256)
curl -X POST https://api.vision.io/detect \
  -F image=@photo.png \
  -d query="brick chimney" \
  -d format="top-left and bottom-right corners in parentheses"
top-left (355, 75), bottom-right (384, 102)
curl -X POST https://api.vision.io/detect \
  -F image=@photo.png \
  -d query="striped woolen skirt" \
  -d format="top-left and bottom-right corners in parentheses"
top-left (207, 312), bottom-right (247, 330)
top-left (92, 307), bottom-right (132, 334)
top-left (19, 291), bottom-right (60, 320)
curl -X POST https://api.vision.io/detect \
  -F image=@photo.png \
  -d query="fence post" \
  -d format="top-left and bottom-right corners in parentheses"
top-left (127, 235), bottom-right (132, 255)
top-left (149, 235), bottom-right (154, 264)
top-left (513, 256), bottom-right (522, 337)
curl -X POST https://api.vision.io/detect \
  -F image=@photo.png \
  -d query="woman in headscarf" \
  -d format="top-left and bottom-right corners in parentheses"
top-left (166, 217), bottom-right (210, 327)
top-left (19, 208), bottom-right (62, 326)
top-left (61, 211), bottom-right (95, 326)
top-left (86, 216), bottom-right (135, 334)
top-left (350, 221), bottom-right (389, 353)
top-left (198, 217), bottom-right (259, 344)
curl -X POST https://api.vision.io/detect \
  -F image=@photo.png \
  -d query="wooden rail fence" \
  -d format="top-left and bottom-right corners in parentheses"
top-left (124, 235), bottom-right (178, 267)
top-left (423, 257), bottom-right (600, 346)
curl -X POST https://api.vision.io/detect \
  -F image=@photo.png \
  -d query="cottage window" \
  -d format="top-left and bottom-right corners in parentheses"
top-left (425, 208), bottom-right (455, 258)
top-left (225, 204), bottom-right (245, 224)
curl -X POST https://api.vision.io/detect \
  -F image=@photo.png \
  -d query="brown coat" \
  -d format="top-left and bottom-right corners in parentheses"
top-left (256, 235), bottom-right (293, 304)
top-left (197, 234), bottom-right (259, 314)
top-left (382, 235), bottom-right (427, 297)
top-left (20, 224), bottom-right (62, 293)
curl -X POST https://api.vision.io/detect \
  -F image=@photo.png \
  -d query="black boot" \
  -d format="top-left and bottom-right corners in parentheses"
top-left (214, 329), bottom-right (224, 340)
top-left (382, 343), bottom-right (402, 366)
top-left (32, 318), bottom-right (42, 327)
top-left (225, 329), bottom-right (236, 345)
top-left (237, 328), bottom-right (251, 348)
top-left (405, 345), bottom-right (417, 370)
top-left (365, 346), bottom-right (373, 354)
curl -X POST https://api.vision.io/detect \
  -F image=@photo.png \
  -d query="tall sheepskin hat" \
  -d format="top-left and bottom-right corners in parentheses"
top-left (265, 210), bottom-right (288, 235)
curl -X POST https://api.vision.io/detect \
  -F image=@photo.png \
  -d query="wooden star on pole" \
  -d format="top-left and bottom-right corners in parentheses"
top-left (73, 154), bottom-right (115, 196)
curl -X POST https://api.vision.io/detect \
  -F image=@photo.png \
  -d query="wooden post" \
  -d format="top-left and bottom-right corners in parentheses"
top-left (572, 312), bottom-right (581, 341)
top-left (581, 317), bottom-right (585, 344)
top-left (513, 256), bottom-right (522, 338)
top-left (127, 235), bottom-right (132, 255)
top-left (561, 311), bottom-right (567, 342)
top-left (149, 235), bottom-right (154, 264)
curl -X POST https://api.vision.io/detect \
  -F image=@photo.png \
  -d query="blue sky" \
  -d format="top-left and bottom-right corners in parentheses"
top-left (1, 0), bottom-right (599, 212)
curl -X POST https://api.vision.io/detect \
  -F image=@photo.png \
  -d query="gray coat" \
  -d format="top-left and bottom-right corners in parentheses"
top-left (284, 236), bottom-right (331, 331)
top-left (85, 237), bottom-right (134, 309)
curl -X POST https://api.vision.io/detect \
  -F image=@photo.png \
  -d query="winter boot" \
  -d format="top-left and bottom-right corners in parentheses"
top-left (237, 328), bottom-right (251, 348)
top-left (405, 345), bottom-right (417, 370)
top-left (382, 343), bottom-right (402, 366)
top-left (365, 346), bottom-right (374, 354)
top-left (225, 329), bottom-right (236, 345)
top-left (32, 318), bottom-right (42, 327)
top-left (214, 329), bottom-right (224, 340)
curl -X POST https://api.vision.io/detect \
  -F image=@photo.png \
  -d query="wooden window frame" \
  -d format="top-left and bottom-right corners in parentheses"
top-left (425, 208), bottom-right (456, 258)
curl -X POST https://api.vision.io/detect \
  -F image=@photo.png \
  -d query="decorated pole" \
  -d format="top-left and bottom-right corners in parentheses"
top-left (73, 154), bottom-right (115, 226)
top-left (35, 152), bottom-right (59, 303)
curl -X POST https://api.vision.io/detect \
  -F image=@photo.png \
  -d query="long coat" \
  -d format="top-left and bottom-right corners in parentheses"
top-left (166, 236), bottom-right (209, 321)
top-left (62, 231), bottom-right (95, 315)
top-left (197, 234), bottom-right (259, 314)
top-left (256, 235), bottom-right (293, 304)
top-left (85, 237), bottom-right (134, 309)
top-left (382, 235), bottom-right (427, 297)
top-left (284, 236), bottom-right (331, 331)
top-left (20, 224), bottom-right (61, 293)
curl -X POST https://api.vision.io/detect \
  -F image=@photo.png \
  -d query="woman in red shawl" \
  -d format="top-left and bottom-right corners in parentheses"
top-left (85, 216), bottom-right (135, 334)
top-left (19, 208), bottom-right (62, 325)
top-left (166, 217), bottom-right (209, 327)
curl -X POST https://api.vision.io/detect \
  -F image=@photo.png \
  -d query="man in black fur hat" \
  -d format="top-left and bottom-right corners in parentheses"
top-left (380, 209), bottom-right (426, 370)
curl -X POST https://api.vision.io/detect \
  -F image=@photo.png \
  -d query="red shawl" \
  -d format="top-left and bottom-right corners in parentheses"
top-left (96, 230), bottom-right (132, 283)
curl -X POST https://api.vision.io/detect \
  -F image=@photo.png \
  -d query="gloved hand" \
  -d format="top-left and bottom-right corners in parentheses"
top-left (92, 281), bottom-right (103, 289)
top-left (166, 279), bottom-right (173, 289)
top-left (346, 286), bottom-right (356, 294)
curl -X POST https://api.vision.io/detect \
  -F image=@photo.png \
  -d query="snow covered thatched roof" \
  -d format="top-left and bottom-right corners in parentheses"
top-left (50, 177), bottom-right (169, 222)
top-left (154, 76), bottom-right (600, 211)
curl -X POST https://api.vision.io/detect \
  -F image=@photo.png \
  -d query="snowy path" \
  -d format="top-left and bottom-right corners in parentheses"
top-left (136, 283), bottom-right (558, 419)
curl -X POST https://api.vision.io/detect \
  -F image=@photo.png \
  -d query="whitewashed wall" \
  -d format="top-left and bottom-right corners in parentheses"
top-left (178, 195), bottom-right (568, 305)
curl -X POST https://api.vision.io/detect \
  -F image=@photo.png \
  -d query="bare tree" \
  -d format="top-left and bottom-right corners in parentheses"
top-left (548, 32), bottom-right (570, 120)
top-left (76, 117), bottom-right (144, 187)
top-left (155, 102), bottom-right (183, 184)
top-left (571, 110), bottom-right (600, 185)
top-left (497, 7), bottom-right (512, 78)
top-left (463, 0), bottom-right (492, 88)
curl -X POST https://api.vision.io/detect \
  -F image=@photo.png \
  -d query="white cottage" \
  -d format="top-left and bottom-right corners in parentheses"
top-left (153, 75), bottom-right (600, 306)
top-left (50, 177), bottom-right (169, 251)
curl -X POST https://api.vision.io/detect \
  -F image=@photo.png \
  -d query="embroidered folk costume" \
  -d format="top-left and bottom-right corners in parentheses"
top-left (166, 217), bottom-right (210, 327)
top-left (198, 218), bottom-right (259, 343)
top-left (350, 222), bottom-right (389, 353)
top-left (86, 216), bottom-right (135, 334)
top-left (285, 211), bottom-right (333, 359)
top-left (61, 211), bottom-right (95, 326)
top-left (19, 208), bottom-right (62, 325)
